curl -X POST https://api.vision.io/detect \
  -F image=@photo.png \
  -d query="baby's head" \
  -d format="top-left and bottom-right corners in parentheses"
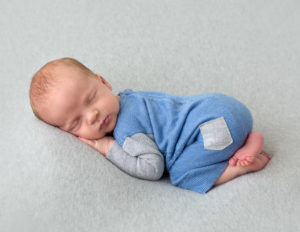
top-left (29, 57), bottom-right (120, 139)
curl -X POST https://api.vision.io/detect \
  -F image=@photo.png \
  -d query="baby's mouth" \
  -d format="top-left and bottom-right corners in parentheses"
top-left (100, 115), bottom-right (110, 130)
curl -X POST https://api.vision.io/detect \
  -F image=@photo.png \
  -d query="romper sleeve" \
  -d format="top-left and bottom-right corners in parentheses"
top-left (106, 133), bottom-right (165, 181)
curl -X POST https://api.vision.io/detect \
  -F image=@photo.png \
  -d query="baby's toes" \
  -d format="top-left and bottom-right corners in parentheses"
top-left (261, 153), bottom-right (272, 160)
top-left (245, 156), bottom-right (256, 163)
top-left (237, 160), bottom-right (250, 167)
top-left (229, 156), bottom-right (238, 166)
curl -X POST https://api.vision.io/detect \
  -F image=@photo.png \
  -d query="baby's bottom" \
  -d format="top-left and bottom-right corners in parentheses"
top-left (214, 132), bottom-right (271, 187)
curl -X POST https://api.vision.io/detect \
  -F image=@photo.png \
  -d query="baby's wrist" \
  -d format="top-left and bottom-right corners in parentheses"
top-left (104, 137), bottom-right (115, 156)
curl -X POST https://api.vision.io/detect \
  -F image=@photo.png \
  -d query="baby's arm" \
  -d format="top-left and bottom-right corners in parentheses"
top-left (106, 133), bottom-right (165, 180)
top-left (79, 134), bottom-right (165, 181)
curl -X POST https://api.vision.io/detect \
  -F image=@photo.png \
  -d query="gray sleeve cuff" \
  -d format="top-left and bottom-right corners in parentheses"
top-left (106, 138), bottom-right (164, 181)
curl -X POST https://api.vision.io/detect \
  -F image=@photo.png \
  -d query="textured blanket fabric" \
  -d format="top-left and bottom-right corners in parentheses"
top-left (0, 0), bottom-right (299, 232)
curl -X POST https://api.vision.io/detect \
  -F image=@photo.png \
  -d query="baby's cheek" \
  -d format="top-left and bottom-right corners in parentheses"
top-left (79, 129), bottom-right (104, 140)
top-left (71, 131), bottom-right (80, 137)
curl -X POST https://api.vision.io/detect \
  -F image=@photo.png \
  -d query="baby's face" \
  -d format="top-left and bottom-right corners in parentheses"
top-left (41, 67), bottom-right (120, 140)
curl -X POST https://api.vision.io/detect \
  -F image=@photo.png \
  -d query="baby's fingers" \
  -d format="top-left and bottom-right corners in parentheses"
top-left (78, 137), bottom-right (97, 149)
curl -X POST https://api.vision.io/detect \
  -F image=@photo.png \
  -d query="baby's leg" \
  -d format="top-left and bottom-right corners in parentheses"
top-left (229, 132), bottom-right (264, 166)
top-left (214, 152), bottom-right (271, 187)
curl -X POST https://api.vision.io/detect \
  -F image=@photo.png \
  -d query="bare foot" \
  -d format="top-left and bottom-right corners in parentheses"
top-left (214, 152), bottom-right (271, 187)
top-left (229, 132), bottom-right (264, 167)
top-left (243, 152), bottom-right (271, 173)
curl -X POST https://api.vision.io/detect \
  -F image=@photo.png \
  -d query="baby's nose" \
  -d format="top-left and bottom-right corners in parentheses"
top-left (87, 110), bottom-right (99, 125)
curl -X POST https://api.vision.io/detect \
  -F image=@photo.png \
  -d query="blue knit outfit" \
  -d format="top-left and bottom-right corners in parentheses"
top-left (108, 89), bottom-right (253, 194)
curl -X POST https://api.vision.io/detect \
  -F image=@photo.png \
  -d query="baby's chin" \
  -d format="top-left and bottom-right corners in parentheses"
top-left (76, 131), bottom-right (113, 140)
top-left (77, 134), bottom-right (104, 140)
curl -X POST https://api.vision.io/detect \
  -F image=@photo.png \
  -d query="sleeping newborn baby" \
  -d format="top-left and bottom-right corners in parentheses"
top-left (29, 57), bottom-right (271, 194)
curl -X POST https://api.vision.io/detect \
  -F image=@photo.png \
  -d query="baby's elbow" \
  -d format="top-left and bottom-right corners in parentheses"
top-left (149, 158), bottom-right (165, 181)
top-left (136, 155), bottom-right (165, 181)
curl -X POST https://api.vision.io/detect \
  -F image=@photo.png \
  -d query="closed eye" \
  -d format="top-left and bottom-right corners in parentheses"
top-left (70, 118), bottom-right (81, 131)
top-left (87, 91), bottom-right (96, 104)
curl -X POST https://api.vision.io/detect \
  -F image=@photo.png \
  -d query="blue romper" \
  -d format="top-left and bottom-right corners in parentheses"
top-left (108, 89), bottom-right (253, 194)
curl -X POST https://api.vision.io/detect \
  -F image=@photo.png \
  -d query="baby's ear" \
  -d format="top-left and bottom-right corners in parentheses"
top-left (95, 73), bottom-right (112, 91)
top-left (95, 73), bottom-right (103, 79)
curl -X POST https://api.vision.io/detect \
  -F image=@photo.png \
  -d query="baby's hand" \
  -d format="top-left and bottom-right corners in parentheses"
top-left (78, 136), bottom-right (115, 157)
